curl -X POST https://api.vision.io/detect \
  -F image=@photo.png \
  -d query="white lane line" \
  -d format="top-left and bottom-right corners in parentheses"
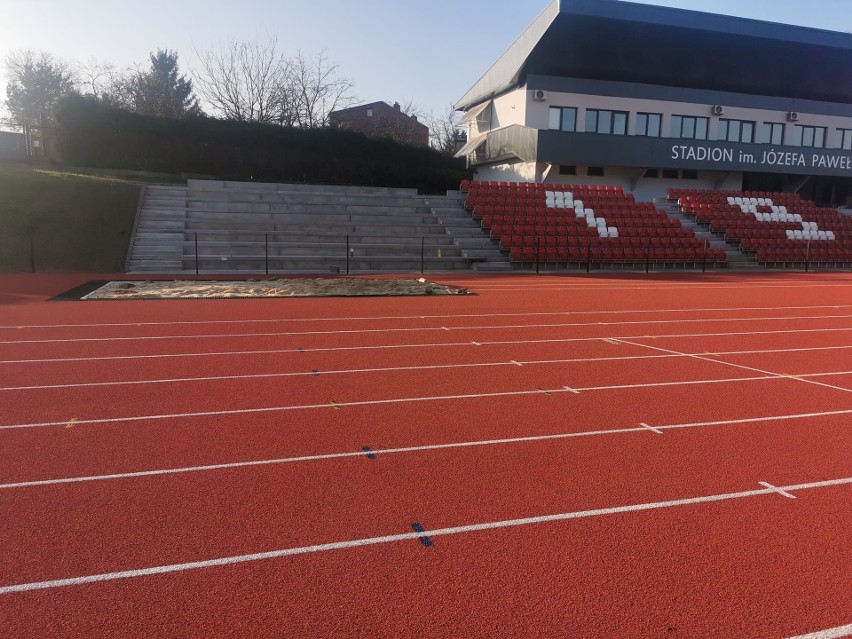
top-left (3, 327), bottom-right (851, 365)
top-left (786, 624), bottom-right (852, 639)
top-left (3, 314), bottom-right (851, 345)
top-left (511, 360), bottom-right (524, 367)
top-left (640, 423), bottom-right (664, 435)
top-left (3, 304), bottom-right (847, 330)
top-left (3, 372), bottom-right (850, 431)
top-left (4, 409), bottom-right (848, 491)
top-left (1, 477), bottom-right (849, 595)
top-left (613, 339), bottom-right (852, 395)
top-left (758, 481), bottom-right (797, 499)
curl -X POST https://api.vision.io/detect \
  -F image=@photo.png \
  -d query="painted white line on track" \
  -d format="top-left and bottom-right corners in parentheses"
top-left (758, 481), bottom-right (797, 499)
top-left (3, 313), bottom-right (850, 345)
top-left (786, 624), bottom-right (852, 639)
top-left (613, 339), bottom-right (852, 395)
top-left (2, 371), bottom-right (850, 431)
top-left (2, 327), bottom-right (851, 365)
top-left (640, 423), bottom-right (664, 435)
top-left (1, 477), bottom-right (849, 595)
top-left (3, 304), bottom-right (848, 330)
top-left (4, 409), bottom-right (848, 490)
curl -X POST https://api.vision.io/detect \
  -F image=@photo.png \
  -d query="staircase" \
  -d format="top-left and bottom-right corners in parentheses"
top-left (126, 180), bottom-right (511, 274)
top-left (654, 197), bottom-right (763, 270)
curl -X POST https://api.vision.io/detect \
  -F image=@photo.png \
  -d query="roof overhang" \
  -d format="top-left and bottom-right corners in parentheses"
top-left (454, 134), bottom-right (486, 158)
top-left (460, 101), bottom-right (492, 125)
top-left (456, 0), bottom-right (852, 110)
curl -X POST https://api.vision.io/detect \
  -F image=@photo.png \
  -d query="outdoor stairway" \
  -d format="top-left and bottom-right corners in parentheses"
top-left (655, 197), bottom-right (761, 270)
top-left (126, 180), bottom-right (511, 274)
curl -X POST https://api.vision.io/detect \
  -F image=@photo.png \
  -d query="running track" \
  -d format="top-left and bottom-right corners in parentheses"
top-left (1, 272), bottom-right (850, 638)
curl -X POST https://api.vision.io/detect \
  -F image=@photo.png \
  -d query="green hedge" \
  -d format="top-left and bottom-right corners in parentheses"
top-left (54, 96), bottom-right (470, 193)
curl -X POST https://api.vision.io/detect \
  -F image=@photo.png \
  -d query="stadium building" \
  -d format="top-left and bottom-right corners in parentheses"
top-left (455, 0), bottom-right (852, 205)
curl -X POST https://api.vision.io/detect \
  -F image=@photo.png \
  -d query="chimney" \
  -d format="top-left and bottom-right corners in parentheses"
top-left (394, 102), bottom-right (401, 111)
top-left (411, 115), bottom-right (418, 122)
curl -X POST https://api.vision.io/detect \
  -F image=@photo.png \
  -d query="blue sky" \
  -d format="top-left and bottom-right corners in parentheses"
top-left (1, 0), bottom-right (850, 119)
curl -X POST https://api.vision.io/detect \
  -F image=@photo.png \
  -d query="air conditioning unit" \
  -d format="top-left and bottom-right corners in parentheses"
top-left (533, 90), bottom-right (547, 102)
top-left (712, 105), bottom-right (725, 116)
top-left (788, 111), bottom-right (800, 122)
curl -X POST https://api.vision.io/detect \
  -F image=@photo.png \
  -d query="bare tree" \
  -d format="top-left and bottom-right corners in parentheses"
top-left (289, 49), bottom-right (356, 128)
top-left (77, 58), bottom-right (118, 98)
top-left (193, 37), bottom-right (293, 124)
top-left (427, 103), bottom-right (465, 154)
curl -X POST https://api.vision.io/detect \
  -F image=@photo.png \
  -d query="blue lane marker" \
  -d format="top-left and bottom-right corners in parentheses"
top-left (411, 522), bottom-right (433, 547)
top-left (312, 370), bottom-right (320, 377)
top-left (362, 446), bottom-right (377, 460)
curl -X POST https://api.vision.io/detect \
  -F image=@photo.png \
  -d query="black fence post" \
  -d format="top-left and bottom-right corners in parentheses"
top-left (265, 234), bottom-right (269, 276)
top-left (586, 239), bottom-right (591, 274)
top-left (645, 239), bottom-right (651, 274)
top-left (420, 236), bottom-right (425, 275)
top-left (346, 235), bottom-right (351, 275)
top-left (805, 238), bottom-right (811, 273)
top-left (702, 239), bottom-right (708, 273)
top-left (194, 232), bottom-right (199, 275)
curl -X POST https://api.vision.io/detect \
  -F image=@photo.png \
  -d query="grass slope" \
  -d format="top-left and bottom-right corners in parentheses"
top-left (0, 162), bottom-right (142, 272)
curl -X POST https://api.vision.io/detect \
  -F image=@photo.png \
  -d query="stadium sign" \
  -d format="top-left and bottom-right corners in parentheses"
top-left (537, 130), bottom-right (852, 176)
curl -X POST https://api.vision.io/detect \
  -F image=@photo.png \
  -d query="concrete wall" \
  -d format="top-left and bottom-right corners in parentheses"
top-left (473, 161), bottom-right (541, 183)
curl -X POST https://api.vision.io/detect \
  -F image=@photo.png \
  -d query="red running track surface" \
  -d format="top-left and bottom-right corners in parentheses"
top-left (0, 272), bottom-right (850, 638)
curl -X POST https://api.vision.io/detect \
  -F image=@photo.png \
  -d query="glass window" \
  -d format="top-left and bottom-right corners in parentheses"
top-left (548, 108), bottom-right (560, 131)
top-left (366, 109), bottom-right (373, 117)
top-left (840, 129), bottom-right (852, 151)
top-left (760, 123), bottom-right (784, 145)
top-left (548, 107), bottom-right (577, 132)
top-left (599, 111), bottom-right (612, 134)
top-left (586, 109), bottom-right (628, 135)
top-left (558, 165), bottom-right (577, 175)
top-left (637, 113), bottom-right (663, 137)
top-left (587, 166), bottom-right (605, 177)
top-left (672, 115), bottom-right (709, 140)
top-left (794, 125), bottom-right (827, 148)
top-left (718, 119), bottom-right (755, 143)
top-left (662, 169), bottom-right (679, 179)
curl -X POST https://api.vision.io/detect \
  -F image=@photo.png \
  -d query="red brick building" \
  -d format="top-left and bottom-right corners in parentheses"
top-left (330, 101), bottom-right (429, 146)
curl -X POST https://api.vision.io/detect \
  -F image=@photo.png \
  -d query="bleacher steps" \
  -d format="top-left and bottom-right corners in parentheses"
top-left (127, 180), bottom-right (511, 274)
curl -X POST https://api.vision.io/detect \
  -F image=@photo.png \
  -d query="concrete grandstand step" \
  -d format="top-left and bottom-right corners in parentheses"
top-left (126, 180), bottom-right (508, 274)
top-left (189, 179), bottom-right (418, 197)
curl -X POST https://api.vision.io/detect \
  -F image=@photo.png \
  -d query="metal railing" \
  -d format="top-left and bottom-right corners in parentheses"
top-left (187, 231), bottom-right (471, 275)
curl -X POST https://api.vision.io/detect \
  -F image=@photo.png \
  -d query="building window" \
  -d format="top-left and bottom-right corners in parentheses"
top-left (643, 169), bottom-right (659, 178)
top-left (718, 119), bottom-right (755, 143)
top-left (558, 165), bottom-right (577, 175)
top-left (548, 107), bottom-right (577, 132)
top-left (760, 123), bottom-right (785, 145)
top-left (682, 170), bottom-right (698, 180)
top-left (662, 169), bottom-right (679, 179)
top-left (587, 166), bottom-right (605, 177)
top-left (671, 115), bottom-right (709, 140)
top-left (366, 108), bottom-right (373, 117)
top-left (840, 129), bottom-right (852, 151)
top-left (793, 125), bottom-right (826, 148)
top-left (636, 113), bottom-right (662, 137)
top-left (585, 109), bottom-right (628, 135)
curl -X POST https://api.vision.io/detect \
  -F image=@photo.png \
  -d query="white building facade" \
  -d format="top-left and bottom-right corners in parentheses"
top-left (455, 0), bottom-right (852, 204)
